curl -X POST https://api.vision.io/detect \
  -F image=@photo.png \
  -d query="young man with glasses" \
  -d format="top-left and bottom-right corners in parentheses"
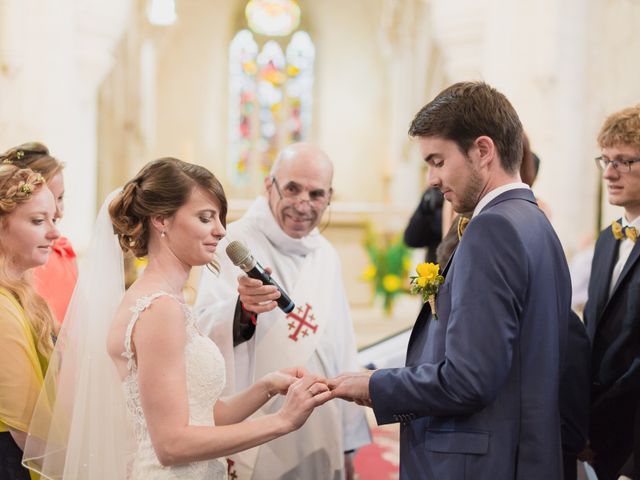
top-left (195, 143), bottom-right (370, 480)
top-left (582, 104), bottom-right (640, 480)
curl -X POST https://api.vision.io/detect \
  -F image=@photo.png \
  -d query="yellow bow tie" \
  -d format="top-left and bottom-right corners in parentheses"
top-left (457, 216), bottom-right (470, 240)
top-left (612, 220), bottom-right (637, 243)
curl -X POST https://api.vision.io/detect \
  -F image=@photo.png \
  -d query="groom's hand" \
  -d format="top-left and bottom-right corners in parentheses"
top-left (327, 371), bottom-right (374, 407)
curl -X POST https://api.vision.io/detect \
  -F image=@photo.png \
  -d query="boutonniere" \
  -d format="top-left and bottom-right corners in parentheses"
top-left (410, 262), bottom-right (445, 319)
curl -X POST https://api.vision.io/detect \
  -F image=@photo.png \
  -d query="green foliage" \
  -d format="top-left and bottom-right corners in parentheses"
top-left (361, 226), bottom-right (412, 315)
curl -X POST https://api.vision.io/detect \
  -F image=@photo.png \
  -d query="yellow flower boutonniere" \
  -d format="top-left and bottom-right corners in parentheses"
top-left (410, 262), bottom-right (445, 319)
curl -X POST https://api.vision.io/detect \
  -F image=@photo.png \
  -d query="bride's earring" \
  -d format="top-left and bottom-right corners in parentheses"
top-left (161, 231), bottom-right (166, 238)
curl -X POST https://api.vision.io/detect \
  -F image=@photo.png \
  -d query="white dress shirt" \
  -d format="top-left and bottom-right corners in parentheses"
top-left (609, 215), bottom-right (640, 296)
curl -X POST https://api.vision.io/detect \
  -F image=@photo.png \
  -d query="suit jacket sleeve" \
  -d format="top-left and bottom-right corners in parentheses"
top-left (371, 212), bottom-right (527, 420)
top-left (560, 310), bottom-right (591, 455)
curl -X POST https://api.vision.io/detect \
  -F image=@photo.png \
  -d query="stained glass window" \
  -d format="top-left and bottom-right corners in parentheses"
top-left (285, 31), bottom-right (315, 142)
top-left (228, 2), bottom-right (315, 183)
top-left (228, 30), bottom-right (259, 178)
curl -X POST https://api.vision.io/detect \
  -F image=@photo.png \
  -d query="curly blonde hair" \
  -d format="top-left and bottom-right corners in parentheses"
top-left (0, 165), bottom-right (55, 357)
top-left (597, 105), bottom-right (640, 151)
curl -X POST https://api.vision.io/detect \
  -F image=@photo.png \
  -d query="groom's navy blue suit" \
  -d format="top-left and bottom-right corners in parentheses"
top-left (370, 189), bottom-right (572, 479)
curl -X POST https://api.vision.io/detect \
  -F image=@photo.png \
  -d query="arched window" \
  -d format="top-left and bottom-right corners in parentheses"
top-left (228, 1), bottom-right (315, 183)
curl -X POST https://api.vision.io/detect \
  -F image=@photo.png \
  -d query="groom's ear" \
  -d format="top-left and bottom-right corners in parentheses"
top-left (474, 136), bottom-right (496, 169)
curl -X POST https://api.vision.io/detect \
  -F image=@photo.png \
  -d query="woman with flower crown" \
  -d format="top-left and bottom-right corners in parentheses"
top-left (23, 157), bottom-right (331, 479)
top-left (0, 143), bottom-right (78, 329)
top-left (0, 164), bottom-right (60, 480)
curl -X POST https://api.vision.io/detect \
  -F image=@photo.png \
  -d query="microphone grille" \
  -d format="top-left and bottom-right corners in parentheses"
top-left (226, 240), bottom-right (251, 266)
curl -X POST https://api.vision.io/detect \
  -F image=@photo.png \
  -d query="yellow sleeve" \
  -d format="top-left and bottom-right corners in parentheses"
top-left (0, 292), bottom-right (45, 433)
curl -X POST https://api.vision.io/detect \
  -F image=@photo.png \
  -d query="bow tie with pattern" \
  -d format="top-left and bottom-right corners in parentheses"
top-left (612, 220), bottom-right (637, 243)
top-left (457, 216), bottom-right (470, 240)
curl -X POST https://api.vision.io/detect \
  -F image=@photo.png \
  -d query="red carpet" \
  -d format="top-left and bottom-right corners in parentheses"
top-left (354, 424), bottom-right (400, 479)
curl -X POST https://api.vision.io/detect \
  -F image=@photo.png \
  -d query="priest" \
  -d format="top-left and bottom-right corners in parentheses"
top-left (195, 143), bottom-right (370, 480)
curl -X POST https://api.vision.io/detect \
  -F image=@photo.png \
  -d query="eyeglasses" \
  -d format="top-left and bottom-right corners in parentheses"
top-left (595, 156), bottom-right (640, 173)
top-left (271, 177), bottom-right (332, 207)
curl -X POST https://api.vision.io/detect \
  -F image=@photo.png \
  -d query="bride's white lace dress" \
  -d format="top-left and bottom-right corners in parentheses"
top-left (121, 291), bottom-right (228, 479)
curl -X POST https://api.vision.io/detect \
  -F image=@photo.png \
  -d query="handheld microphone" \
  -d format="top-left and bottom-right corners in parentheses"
top-left (226, 240), bottom-right (295, 314)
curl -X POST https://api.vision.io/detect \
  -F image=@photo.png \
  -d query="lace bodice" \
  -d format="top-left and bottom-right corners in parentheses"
top-left (122, 292), bottom-right (227, 479)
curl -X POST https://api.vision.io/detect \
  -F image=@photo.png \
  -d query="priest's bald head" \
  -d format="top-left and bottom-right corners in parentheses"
top-left (264, 143), bottom-right (334, 239)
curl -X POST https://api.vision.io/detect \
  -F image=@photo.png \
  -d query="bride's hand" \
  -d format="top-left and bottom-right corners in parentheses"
top-left (262, 366), bottom-right (309, 397)
top-left (276, 375), bottom-right (332, 432)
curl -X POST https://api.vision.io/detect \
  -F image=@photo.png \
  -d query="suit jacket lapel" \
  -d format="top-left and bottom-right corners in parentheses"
top-left (604, 239), bottom-right (640, 311)
top-left (591, 229), bottom-right (618, 323)
top-left (406, 245), bottom-right (457, 357)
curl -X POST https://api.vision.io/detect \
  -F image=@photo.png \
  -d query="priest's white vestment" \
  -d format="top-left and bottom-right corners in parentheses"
top-left (195, 196), bottom-right (371, 480)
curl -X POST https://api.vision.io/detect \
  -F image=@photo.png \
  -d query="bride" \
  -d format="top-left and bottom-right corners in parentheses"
top-left (23, 158), bottom-right (331, 479)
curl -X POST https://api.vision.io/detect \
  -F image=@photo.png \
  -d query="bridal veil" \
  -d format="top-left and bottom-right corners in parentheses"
top-left (23, 190), bottom-right (135, 479)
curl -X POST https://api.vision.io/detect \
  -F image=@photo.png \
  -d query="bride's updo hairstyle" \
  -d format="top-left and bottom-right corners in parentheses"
top-left (109, 157), bottom-right (227, 260)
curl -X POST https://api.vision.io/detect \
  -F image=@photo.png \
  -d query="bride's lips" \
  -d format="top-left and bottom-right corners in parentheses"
top-left (203, 242), bottom-right (218, 252)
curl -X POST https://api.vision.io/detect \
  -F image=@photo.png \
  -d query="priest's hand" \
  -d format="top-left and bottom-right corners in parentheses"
top-left (237, 266), bottom-right (281, 314)
top-left (328, 371), bottom-right (374, 408)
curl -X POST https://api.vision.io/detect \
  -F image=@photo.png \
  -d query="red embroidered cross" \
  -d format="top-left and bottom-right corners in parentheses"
top-left (227, 459), bottom-right (238, 479)
top-left (287, 303), bottom-right (318, 342)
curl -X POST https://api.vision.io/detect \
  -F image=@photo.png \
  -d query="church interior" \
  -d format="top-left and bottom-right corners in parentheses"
top-left (2, 0), bottom-right (640, 477)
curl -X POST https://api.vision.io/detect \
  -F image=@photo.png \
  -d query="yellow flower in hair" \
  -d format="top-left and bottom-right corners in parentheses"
top-left (19, 182), bottom-right (33, 194)
top-left (16, 150), bottom-right (24, 160)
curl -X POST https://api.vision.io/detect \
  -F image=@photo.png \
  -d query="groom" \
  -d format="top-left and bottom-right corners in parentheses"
top-left (330, 82), bottom-right (573, 479)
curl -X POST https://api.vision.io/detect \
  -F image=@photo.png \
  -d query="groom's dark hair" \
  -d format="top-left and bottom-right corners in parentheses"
top-left (409, 81), bottom-right (524, 175)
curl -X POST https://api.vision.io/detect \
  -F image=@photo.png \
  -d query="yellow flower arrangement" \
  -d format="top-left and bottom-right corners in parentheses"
top-left (410, 262), bottom-right (445, 319)
top-left (382, 274), bottom-right (402, 292)
top-left (361, 227), bottom-right (411, 315)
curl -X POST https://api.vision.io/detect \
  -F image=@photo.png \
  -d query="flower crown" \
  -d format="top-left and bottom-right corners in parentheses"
top-left (1, 172), bottom-right (46, 203)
